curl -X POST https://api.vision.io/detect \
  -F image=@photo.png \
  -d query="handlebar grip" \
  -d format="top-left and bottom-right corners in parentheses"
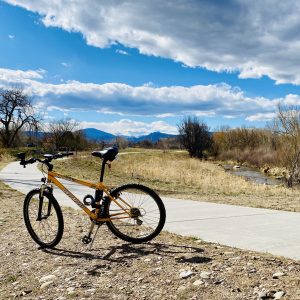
top-left (27, 158), bottom-right (36, 164)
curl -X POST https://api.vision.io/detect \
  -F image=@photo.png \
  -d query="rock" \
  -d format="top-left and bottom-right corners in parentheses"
top-left (273, 272), bottom-right (285, 279)
top-left (52, 267), bottom-right (63, 275)
top-left (67, 287), bottom-right (75, 293)
top-left (40, 281), bottom-right (53, 290)
top-left (144, 258), bottom-right (151, 262)
top-left (86, 288), bottom-right (96, 293)
top-left (180, 270), bottom-right (194, 279)
top-left (274, 291), bottom-right (285, 299)
top-left (193, 280), bottom-right (204, 286)
top-left (249, 268), bottom-right (257, 273)
top-left (177, 286), bottom-right (186, 292)
top-left (39, 274), bottom-right (57, 283)
top-left (258, 291), bottom-right (268, 299)
top-left (200, 271), bottom-right (211, 279)
top-left (213, 279), bottom-right (224, 285)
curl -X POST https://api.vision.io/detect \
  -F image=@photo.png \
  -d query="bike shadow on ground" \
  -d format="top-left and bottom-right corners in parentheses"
top-left (42, 242), bottom-right (212, 276)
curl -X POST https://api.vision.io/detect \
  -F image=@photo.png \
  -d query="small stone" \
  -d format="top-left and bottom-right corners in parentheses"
top-left (67, 287), bottom-right (75, 293)
top-left (273, 272), bottom-right (285, 279)
top-left (144, 258), bottom-right (151, 262)
top-left (200, 271), bottom-right (211, 279)
top-left (20, 290), bottom-right (32, 296)
top-left (180, 270), bottom-right (194, 279)
top-left (53, 267), bottom-right (63, 275)
top-left (193, 280), bottom-right (204, 286)
top-left (249, 268), bottom-right (257, 273)
top-left (40, 281), bottom-right (53, 290)
top-left (274, 291), bottom-right (285, 299)
top-left (258, 291), bottom-right (268, 299)
top-left (177, 286), bottom-right (186, 292)
top-left (213, 279), bottom-right (224, 285)
top-left (39, 274), bottom-right (57, 283)
top-left (86, 288), bottom-right (96, 293)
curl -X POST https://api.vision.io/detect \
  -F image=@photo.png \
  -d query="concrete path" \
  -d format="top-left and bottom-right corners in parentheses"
top-left (1, 161), bottom-right (300, 260)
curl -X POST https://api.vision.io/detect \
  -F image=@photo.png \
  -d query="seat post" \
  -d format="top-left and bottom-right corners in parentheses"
top-left (94, 159), bottom-right (106, 202)
top-left (100, 159), bottom-right (106, 183)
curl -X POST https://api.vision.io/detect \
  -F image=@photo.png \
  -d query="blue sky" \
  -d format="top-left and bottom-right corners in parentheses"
top-left (1, 1), bottom-right (300, 136)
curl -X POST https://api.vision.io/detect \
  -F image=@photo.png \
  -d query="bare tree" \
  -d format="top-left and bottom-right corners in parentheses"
top-left (178, 116), bottom-right (212, 158)
top-left (273, 104), bottom-right (300, 186)
top-left (0, 88), bottom-right (40, 148)
top-left (46, 119), bottom-right (88, 151)
top-left (115, 136), bottom-right (129, 149)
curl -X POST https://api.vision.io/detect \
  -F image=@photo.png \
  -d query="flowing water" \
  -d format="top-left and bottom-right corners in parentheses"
top-left (223, 165), bottom-right (280, 185)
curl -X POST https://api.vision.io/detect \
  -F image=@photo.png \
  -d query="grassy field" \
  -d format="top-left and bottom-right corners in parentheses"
top-left (53, 148), bottom-right (300, 212)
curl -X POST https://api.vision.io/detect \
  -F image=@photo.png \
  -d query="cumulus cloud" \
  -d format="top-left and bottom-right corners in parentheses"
top-left (0, 67), bottom-right (45, 83)
top-left (4, 0), bottom-right (300, 84)
top-left (1, 67), bottom-right (299, 121)
top-left (80, 119), bottom-right (177, 136)
top-left (246, 112), bottom-right (277, 122)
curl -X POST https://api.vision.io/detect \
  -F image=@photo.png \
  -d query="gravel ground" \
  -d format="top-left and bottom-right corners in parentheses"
top-left (0, 182), bottom-right (300, 300)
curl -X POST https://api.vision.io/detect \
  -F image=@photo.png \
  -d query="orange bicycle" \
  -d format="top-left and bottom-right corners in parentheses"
top-left (17, 146), bottom-right (166, 248)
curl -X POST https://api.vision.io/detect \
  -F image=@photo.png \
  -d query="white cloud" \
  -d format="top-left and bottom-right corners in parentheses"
top-left (5, 0), bottom-right (300, 84)
top-left (116, 49), bottom-right (129, 56)
top-left (61, 62), bottom-right (71, 67)
top-left (8, 34), bottom-right (15, 39)
top-left (1, 67), bottom-right (300, 123)
top-left (0, 68), bottom-right (44, 83)
top-left (79, 119), bottom-right (177, 136)
top-left (246, 112), bottom-right (277, 122)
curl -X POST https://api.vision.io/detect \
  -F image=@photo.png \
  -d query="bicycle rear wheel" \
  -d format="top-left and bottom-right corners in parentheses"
top-left (104, 184), bottom-right (166, 243)
top-left (23, 189), bottom-right (64, 248)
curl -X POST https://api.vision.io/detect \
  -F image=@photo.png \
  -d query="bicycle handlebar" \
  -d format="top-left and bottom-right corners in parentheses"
top-left (17, 151), bottom-right (73, 169)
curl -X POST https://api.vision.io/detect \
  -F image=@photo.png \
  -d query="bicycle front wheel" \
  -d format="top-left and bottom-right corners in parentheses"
top-left (23, 189), bottom-right (64, 248)
top-left (104, 184), bottom-right (166, 243)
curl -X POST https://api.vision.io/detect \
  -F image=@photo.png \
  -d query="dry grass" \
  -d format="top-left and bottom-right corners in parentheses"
top-left (0, 152), bottom-right (14, 170)
top-left (53, 149), bottom-right (300, 212)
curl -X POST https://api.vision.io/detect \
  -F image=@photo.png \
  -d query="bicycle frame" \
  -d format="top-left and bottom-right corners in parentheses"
top-left (46, 170), bottom-right (133, 222)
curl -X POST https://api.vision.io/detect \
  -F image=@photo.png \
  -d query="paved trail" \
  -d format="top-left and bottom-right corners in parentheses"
top-left (1, 161), bottom-right (299, 260)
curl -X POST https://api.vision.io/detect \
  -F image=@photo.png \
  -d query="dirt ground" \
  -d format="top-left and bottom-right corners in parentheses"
top-left (0, 182), bottom-right (299, 300)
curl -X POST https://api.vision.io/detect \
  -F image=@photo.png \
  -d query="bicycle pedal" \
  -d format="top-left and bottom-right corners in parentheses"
top-left (82, 235), bottom-right (92, 244)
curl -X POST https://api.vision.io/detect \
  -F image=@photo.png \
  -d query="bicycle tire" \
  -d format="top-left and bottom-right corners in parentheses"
top-left (104, 184), bottom-right (166, 243)
top-left (23, 189), bottom-right (64, 248)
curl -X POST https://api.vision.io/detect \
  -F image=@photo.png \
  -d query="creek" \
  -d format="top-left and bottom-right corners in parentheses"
top-left (223, 165), bottom-right (280, 185)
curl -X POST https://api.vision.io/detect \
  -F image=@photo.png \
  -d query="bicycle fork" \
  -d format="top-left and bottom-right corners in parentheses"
top-left (37, 185), bottom-right (51, 221)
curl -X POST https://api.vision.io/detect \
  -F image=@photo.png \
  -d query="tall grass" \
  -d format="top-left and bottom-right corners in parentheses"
top-left (53, 149), bottom-right (293, 198)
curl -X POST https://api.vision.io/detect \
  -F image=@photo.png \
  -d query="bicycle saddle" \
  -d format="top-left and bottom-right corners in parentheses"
top-left (92, 146), bottom-right (118, 161)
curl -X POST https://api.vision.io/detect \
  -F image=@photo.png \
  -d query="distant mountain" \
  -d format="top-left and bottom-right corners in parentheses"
top-left (82, 128), bottom-right (177, 143)
top-left (25, 128), bottom-right (178, 143)
top-left (128, 131), bottom-right (178, 143)
top-left (81, 128), bottom-right (116, 141)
